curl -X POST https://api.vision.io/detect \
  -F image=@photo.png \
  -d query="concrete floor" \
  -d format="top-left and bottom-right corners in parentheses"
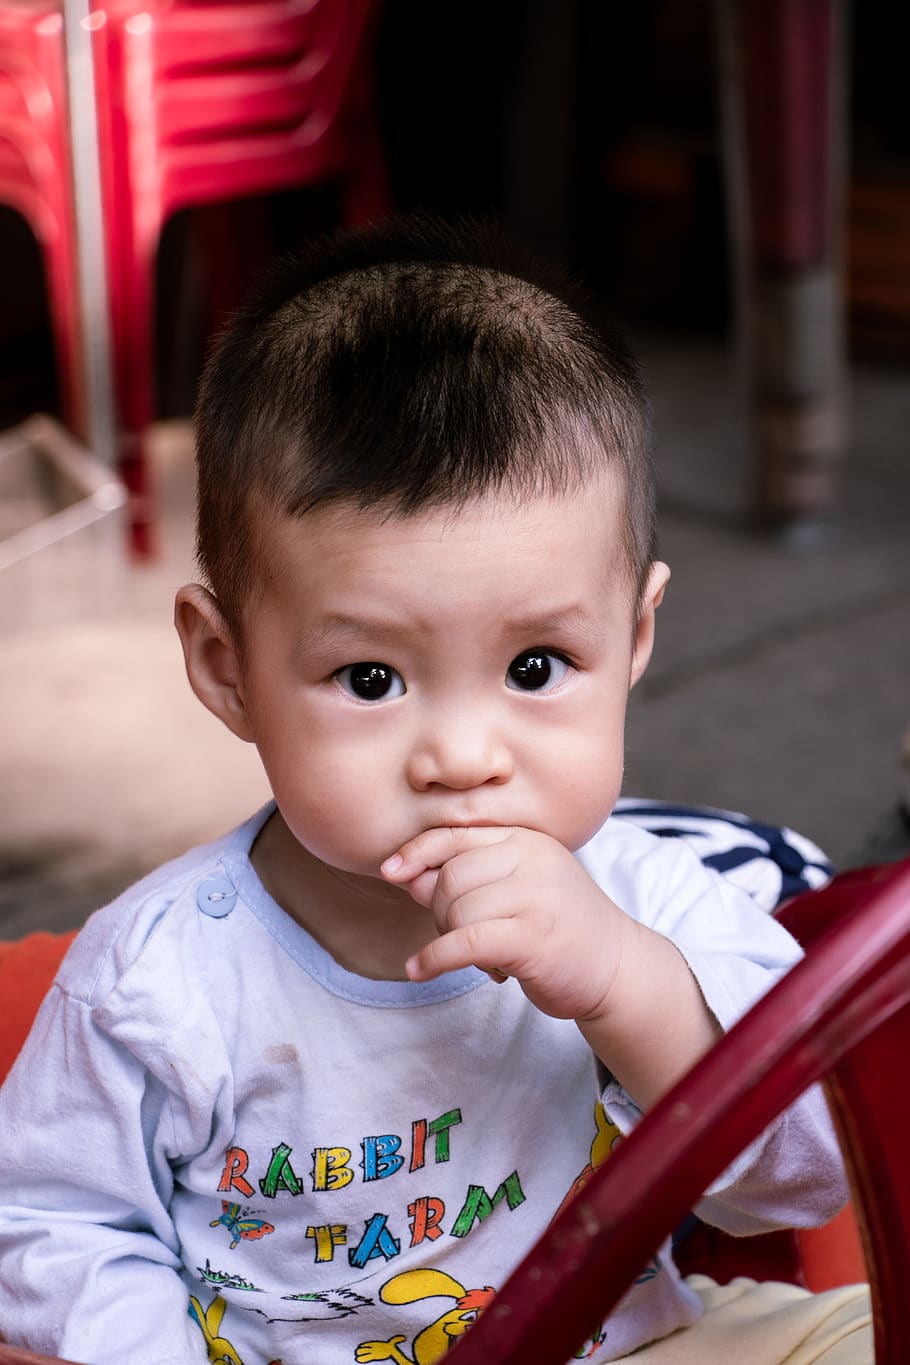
top-left (2, 333), bottom-right (908, 938)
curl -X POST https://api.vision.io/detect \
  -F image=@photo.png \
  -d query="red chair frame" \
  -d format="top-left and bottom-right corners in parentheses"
top-left (444, 857), bottom-right (910, 1364)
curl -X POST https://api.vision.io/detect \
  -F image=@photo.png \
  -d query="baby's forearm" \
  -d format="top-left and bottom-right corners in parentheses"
top-left (577, 919), bottom-right (721, 1112)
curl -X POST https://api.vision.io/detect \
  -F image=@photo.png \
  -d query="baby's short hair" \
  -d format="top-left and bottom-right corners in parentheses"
top-left (195, 214), bottom-right (656, 635)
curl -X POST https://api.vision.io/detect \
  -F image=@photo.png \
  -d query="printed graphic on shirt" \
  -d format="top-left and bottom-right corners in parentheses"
top-left (552, 1100), bottom-right (622, 1223)
top-left (212, 1106), bottom-right (527, 1270)
top-left (355, 1269), bottom-right (497, 1364)
top-left (557, 1102), bottom-right (664, 1359)
top-left (192, 1100), bottom-right (663, 1363)
top-left (210, 1200), bottom-right (275, 1250)
top-left (189, 1293), bottom-right (245, 1365)
top-left (197, 1260), bottom-right (262, 1294)
top-left (217, 1108), bottom-right (466, 1206)
top-left (195, 1265), bottom-right (374, 1319)
top-left (281, 1287), bottom-right (375, 1320)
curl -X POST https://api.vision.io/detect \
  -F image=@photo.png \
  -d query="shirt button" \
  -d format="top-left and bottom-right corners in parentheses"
top-left (196, 875), bottom-right (237, 918)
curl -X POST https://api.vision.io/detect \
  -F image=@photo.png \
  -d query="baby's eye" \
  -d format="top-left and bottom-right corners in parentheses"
top-left (505, 651), bottom-right (571, 692)
top-left (335, 662), bottom-right (406, 702)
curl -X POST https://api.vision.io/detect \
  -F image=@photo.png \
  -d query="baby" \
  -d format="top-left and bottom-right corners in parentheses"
top-left (0, 216), bottom-right (869, 1363)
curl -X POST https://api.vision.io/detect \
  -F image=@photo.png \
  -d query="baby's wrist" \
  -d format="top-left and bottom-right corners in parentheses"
top-left (574, 906), bottom-right (643, 1023)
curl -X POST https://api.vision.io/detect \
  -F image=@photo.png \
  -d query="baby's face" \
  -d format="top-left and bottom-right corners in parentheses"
top-left (234, 477), bottom-right (666, 878)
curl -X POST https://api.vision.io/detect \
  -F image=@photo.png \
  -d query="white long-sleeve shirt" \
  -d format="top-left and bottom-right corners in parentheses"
top-left (0, 805), bottom-right (847, 1364)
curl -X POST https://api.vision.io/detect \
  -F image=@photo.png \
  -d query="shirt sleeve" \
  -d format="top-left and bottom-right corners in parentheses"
top-left (579, 823), bottom-right (851, 1235)
top-left (0, 973), bottom-right (207, 1364)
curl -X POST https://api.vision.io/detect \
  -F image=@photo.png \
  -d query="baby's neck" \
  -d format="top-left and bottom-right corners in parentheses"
top-left (250, 811), bottom-right (434, 981)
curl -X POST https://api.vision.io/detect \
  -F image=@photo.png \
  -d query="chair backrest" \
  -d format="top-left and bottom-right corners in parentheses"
top-left (443, 857), bottom-right (910, 1365)
top-left (96, 0), bottom-right (385, 221)
top-left (0, 930), bottom-right (76, 1086)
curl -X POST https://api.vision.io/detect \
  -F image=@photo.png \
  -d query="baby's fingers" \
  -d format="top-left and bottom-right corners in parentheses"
top-left (381, 826), bottom-right (513, 883)
top-left (402, 867), bottom-right (441, 910)
top-left (406, 919), bottom-right (520, 984)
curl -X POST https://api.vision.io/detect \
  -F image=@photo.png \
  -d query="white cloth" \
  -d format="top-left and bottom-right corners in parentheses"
top-left (631, 1277), bottom-right (872, 1364)
top-left (0, 806), bottom-right (848, 1364)
top-left (611, 798), bottom-right (833, 909)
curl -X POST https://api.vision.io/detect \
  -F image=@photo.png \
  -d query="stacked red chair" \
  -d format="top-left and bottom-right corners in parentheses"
top-left (0, 0), bottom-right (388, 556)
top-left (0, 4), bottom-right (85, 436)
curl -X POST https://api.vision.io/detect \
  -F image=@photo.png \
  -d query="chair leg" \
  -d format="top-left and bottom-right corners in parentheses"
top-left (337, 42), bottom-right (391, 228)
top-left (193, 199), bottom-right (272, 332)
top-left (716, 0), bottom-right (848, 538)
top-left (42, 230), bottom-right (89, 443)
top-left (339, 121), bottom-right (391, 228)
top-left (108, 239), bottom-right (158, 559)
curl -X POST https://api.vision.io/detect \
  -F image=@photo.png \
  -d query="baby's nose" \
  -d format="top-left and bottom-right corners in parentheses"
top-left (407, 716), bottom-right (512, 791)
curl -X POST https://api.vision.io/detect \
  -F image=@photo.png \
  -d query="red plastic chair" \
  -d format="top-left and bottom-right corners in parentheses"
top-left (0, 4), bottom-right (85, 437)
top-left (0, 0), bottom-right (388, 556)
top-left (443, 856), bottom-right (910, 1365)
top-left (93, 0), bottom-right (388, 553)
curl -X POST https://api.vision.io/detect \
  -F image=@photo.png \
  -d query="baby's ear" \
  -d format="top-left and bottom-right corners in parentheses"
top-left (174, 584), bottom-right (255, 741)
top-left (630, 561), bottom-right (671, 689)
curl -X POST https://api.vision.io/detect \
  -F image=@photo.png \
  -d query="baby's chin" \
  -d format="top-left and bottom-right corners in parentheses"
top-left (316, 851), bottom-right (404, 893)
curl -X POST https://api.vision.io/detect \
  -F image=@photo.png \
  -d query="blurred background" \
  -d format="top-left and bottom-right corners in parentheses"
top-left (1, 0), bottom-right (908, 937)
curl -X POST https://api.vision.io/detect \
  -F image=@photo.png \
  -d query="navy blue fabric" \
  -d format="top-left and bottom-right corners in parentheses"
top-left (613, 799), bottom-right (833, 908)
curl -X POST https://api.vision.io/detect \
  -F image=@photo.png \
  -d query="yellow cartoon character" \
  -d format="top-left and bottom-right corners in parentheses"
top-left (355, 1269), bottom-right (496, 1364)
top-left (188, 1292), bottom-right (245, 1365)
top-left (552, 1100), bottom-right (622, 1223)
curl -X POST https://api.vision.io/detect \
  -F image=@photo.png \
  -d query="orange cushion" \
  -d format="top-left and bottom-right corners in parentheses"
top-left (0, 930), bottom-right (77, 1085)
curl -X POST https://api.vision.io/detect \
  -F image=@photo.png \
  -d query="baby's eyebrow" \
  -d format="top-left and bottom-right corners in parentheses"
top-left (296, 612), bottom-right (414, 653)
top-left (296, 605), bottom-right (603, 656)
top-left (501, 605), bottom-right (602, 643)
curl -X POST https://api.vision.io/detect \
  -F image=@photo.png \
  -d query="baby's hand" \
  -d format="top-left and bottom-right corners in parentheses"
top-left (383, 825), bottom-right (720, 1110)
top-left (380, 826), bottom-right (634, 1024)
